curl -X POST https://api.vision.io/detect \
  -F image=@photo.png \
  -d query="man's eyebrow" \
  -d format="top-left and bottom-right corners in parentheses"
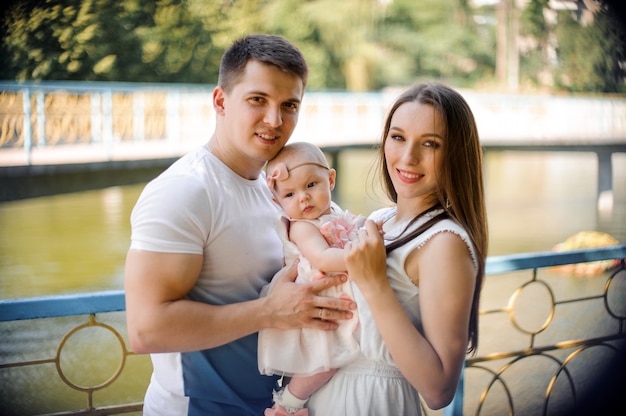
top-left (246, 90), bottom-right (301, 105)
top-left (245, 90), bottom-right (269, 97)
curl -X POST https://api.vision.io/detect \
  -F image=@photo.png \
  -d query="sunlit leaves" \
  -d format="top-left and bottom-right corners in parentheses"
top-left (93, 54), bottom-right (117, 74)
top-left (0, 0), bottom-right (621, 92)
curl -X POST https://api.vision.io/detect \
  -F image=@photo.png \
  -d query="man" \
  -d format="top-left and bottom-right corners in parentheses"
top-left (124, 34), bottom-right (356, 415)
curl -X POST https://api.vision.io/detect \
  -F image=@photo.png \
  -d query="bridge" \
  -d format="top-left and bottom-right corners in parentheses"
top-left (1, 81), bottom-right (625, 201)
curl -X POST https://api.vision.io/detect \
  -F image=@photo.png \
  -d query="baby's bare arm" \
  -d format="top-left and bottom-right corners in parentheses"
top-left (289, 221), bottom-right (347, 273)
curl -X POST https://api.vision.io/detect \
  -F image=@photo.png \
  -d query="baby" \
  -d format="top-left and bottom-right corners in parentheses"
top-left (258, 142), bottom-right (364, 415)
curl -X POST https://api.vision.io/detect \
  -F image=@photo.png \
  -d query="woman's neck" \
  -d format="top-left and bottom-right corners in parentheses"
top-left (395, 200), bottom-right (439, 224)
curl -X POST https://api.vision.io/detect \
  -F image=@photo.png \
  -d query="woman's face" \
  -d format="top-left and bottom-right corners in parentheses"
top-left (384, 101), bottom-right (445, 210)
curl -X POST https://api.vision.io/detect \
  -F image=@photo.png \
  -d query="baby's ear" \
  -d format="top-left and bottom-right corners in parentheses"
top-left (328, 168), bottom-right (337, 190)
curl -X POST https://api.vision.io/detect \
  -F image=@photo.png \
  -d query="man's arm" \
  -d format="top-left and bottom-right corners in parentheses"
top-left (124, 249), bottom-right (356, 354)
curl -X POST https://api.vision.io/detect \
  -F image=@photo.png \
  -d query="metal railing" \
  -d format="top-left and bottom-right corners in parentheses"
top-left (2, 81), bottom-right (625, 158)
top-left (2, 81), bottom-right (625, 206)
top-left (455, 244), bottom-right (626, 416)
top-left (1, 245), bottom-right (625, 415)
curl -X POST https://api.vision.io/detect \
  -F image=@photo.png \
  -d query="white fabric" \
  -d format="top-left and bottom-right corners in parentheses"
top-left (129, 145), bottom-right (283, 415)
top-left (306, 207), bottom-right (477, 415)
top-left (258, 203), bottom-right (363, 376)
top-left (142, 359), bottom-right (188, 416)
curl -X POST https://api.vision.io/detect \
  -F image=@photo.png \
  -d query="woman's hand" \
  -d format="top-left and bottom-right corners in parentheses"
top-left (345, 219), bottom-right (388, 297)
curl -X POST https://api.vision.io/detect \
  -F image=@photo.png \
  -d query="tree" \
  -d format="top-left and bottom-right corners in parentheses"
top-left (1, 0), bottom-right (149, 81)
top-left (8, 0), bottom-right (619, 93)
top-left (519, 0), bottom-right (551, 87)
top-left (377, 0), bottom-right (495, 88)
top-left (555, 4), bottom-right (625, 93)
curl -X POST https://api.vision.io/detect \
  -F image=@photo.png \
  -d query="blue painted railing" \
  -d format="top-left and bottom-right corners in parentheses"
top-left (1, 245), bottom-right (625, 415)
top-left (0, 290), bottom-right (126, 322)
top-left (3, 245), bottom-right (624, 322)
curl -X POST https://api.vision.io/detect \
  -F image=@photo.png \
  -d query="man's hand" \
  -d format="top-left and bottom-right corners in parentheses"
top-left (264, 261), bottom-right (357, 330)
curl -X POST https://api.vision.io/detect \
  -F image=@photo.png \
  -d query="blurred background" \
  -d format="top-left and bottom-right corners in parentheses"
top-left (1, 0), bottom-right (624, 93)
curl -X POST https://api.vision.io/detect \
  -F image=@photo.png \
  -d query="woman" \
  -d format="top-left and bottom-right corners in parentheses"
top-left (306, 82), bottom-right (488, 415)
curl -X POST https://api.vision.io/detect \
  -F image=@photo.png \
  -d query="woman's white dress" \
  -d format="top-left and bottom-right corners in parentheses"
top-left (306, 207), bottom-right (478, 415)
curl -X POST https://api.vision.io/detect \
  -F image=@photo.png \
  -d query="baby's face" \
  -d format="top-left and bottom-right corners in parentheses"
top-left (273, 164), bottom-right (335, 220)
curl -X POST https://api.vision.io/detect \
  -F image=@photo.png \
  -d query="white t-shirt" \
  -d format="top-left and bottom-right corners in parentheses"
top-left (130, 145), bottom-right (283, 415)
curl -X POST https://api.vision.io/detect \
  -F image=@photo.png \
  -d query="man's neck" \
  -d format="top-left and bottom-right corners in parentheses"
top-left (206, 137), bottom-right (264, 180)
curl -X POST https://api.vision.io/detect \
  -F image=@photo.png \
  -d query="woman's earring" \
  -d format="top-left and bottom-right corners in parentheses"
top-left (446, 198), bottom-right (451, 209)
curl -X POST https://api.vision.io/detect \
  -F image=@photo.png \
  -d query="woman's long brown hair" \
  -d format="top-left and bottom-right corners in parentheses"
top-left (376, 82), bottom-right (488, 354)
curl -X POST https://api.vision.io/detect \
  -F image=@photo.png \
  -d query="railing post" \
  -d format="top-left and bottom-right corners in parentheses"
top-left (133, 91), bottom-right (145, 142)
top-left (91, 91), bottom-right (102, 145)
top-left (596, 150), bottom-right (613, 212)
top-left (166, 89), bottom-right (180, 145)
top-left (21, 88), bottom-right (32, 165)
top-left (102, 88), bottom-right (113, 159)
top-left (35, 90), bottom-right (45, 148)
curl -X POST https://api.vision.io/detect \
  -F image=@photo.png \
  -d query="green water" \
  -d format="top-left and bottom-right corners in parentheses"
top-left (1, 151), bottom-right (625, 299)
top-left (1, 150), bottom-right (625, 415)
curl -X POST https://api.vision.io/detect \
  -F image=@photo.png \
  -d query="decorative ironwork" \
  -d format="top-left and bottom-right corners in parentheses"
top-left (0, 312), bottom-right (142, 415)
top-left (463, 258), bottom-right (626, 415)
top-left (0, 244), bottom-right (625, 415)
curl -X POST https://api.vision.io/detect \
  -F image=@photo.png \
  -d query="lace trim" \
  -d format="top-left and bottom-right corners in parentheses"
top-left (414, 227), bottom-right (479, 272)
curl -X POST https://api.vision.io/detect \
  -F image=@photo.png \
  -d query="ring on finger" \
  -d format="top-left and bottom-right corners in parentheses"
top-left (318, 308), bottom-right (323, 319)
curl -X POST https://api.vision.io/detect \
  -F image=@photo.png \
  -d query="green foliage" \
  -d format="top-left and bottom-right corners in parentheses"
top-left (555, 7), bottom-right (625, 93)
top-left (0, 0), bottom-right (621, 92)
top-left (520, 0), bottom-right (549, 40)
top-left (518, 0), bottom-right (551, 88)
top-left (372, 0), bottom-right (495, 88)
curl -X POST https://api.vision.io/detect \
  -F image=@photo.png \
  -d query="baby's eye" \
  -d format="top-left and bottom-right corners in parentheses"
top-left (307, 182), bottom-right (317, 189)
top-left (285, 192), bottom-right (294, 198)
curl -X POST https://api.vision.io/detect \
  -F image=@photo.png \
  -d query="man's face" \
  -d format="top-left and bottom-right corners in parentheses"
top-left (213, 60), bottom-right (305, 178)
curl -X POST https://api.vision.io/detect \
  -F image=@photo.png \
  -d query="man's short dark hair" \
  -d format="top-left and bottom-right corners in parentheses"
top-left (218, 34), bottom-right (308, 92)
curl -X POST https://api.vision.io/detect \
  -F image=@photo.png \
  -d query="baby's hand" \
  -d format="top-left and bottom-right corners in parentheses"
top-left (360, 220), bottom-right (384, 237)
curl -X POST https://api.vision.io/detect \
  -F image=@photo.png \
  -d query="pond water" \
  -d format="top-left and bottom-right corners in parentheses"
top-left (1, 150), bottom-right (624, 299)
top-left (0, 150), bottom-right (625, 415)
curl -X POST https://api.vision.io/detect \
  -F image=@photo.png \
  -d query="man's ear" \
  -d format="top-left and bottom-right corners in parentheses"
top-left (328, 168), bottom-right (337, 191)
top-left (213, 87), bottom-right (226, 115)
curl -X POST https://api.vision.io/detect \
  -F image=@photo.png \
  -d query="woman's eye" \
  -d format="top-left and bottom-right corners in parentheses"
top-left (390, 134), bottom-right (404, 141)
top-left (424, 140), bottom-right (441, 149)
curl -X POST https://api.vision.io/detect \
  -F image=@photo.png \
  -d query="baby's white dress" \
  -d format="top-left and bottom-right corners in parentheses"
top-left (306, 207), bottom-right (478, 415)
top-left (258, 203), bottom-right (364, 376)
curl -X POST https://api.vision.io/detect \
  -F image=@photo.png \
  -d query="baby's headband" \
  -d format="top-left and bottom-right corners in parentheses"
top-left (267, 161), bottom-right (329, 190)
